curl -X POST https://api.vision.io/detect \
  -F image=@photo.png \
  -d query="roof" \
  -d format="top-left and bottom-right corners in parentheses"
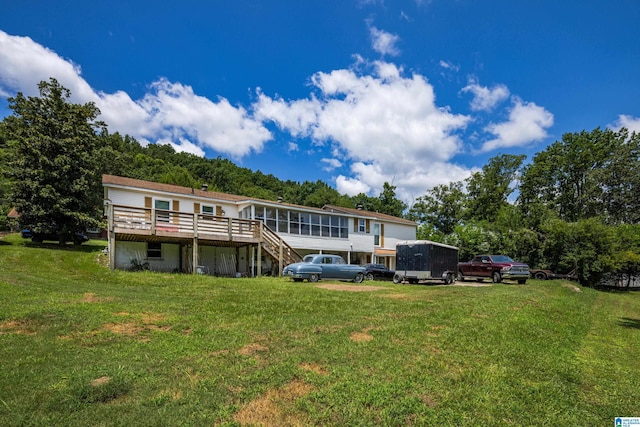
top-left (7, 208), bottom-right (20, 218)
top-left (322, 204), bottom-right (416, 226)
top-left (103, 176), bottom-right (413, 225)
top-left (102, 175), bottom-right (249, 202)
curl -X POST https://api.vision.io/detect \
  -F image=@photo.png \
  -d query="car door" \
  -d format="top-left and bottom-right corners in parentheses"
top-left (479, 256), bottom-right (492, 277)
top-left (320, 256), bottom-right (339, 279)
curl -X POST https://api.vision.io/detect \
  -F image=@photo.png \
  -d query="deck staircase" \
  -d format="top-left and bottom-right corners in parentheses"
top-left (259, 224), bottom-right (303, 270)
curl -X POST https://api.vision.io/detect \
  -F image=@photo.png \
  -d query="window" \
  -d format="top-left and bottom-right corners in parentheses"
top-left (155, 199), bottom-right (170, 223)
top-left (289, 211), bottom-right (300, 235)
top-left (202, 205), bottom-right (214, 215)
top-left (321, 215), bottom-right (330, 237)
top-left (374, 223), bottom-right (380, 246)
top-left (358, 219), bottom-right (366, 233)
top-left (278, 209), bottom-right (289, 233)
top-left (300, 213), bottom-right (310, 235)
top-left (311, 214), bottom-right (321, 236)
top-left (266, 208), bottom-right (276, 230)
top-left (340, 217), bottom-right (349, 238)
top-left (147, 242), bottom-right (162, 258)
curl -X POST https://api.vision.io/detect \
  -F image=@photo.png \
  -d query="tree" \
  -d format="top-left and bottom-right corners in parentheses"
top-left (377, 182), bottom-right (407, 217)
top-left (1, 79), bottom-right (106, 243)
top-left (519, 128), bottom-right (639, 224)
top-left (408, 181), bottom-right (466, 235)
top-left (465, 154), bottom-right (526, 223)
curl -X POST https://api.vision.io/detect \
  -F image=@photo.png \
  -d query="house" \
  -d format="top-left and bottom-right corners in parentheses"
top-left (102, 175), bottom-right (416, 276)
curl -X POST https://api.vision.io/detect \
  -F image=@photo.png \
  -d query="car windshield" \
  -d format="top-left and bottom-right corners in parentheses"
top-left (492, 255), bottom-right (515, 262)
top-left (302, 256), bottom-right (315, 263)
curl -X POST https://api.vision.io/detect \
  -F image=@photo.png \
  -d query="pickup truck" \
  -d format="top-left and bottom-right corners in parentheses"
top-left (457, 254), bottom-right (529, 284)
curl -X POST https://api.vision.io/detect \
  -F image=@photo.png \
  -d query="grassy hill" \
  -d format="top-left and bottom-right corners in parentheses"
top-left (1, 233), bottom-right (639, 426)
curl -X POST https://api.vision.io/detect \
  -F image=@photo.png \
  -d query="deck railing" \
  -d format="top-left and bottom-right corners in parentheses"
top-left (112, 205), bottom-right (258, 241)
top-left (110, 204), bottom-right (302, 267)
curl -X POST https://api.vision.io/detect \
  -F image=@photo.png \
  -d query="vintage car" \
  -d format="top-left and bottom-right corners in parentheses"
top-left (283, 254), bottom-right (365, 283)
top-left (458, 254), bottom-right (529, 284)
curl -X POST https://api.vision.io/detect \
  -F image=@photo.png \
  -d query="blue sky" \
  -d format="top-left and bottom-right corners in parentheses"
top-left (1, 1), bottom-right (639, 204)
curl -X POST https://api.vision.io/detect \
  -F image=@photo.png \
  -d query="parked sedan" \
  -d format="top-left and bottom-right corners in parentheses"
top-left (283, 254), bottom-right (365, 283)
top-left (361, 263), bottom-right (395, 281)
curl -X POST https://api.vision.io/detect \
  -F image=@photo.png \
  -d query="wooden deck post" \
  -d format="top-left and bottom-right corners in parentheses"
top-left (279, 240), bottom-right (284, 277)
top-left (107, 202), bottom-right (115, 271)
top-left (257, 223), bottom-right (263, 277)
top-left (192, 238), bottom-right (198, 274)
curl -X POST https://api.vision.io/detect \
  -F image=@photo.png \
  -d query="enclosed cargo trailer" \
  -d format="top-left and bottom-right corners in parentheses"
top-left (394, 240), bottom-right (459, 284)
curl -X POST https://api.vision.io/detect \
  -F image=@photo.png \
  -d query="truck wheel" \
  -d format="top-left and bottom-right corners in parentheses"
top-left (534, 271), bottom-right (547, 280)
top-left (308, 273), bottom-right (319, 283)
top-left (492, 271), bottom-right (502, 283)
top-left (365, 273), bottom-right (374, 281)
top-left (353, 273), bottom-right (364, 283)
top-left (446, 273), bottom-right (455, 284)
top-left (392, 274), bottom-right (402, 284)
top-left (457, 271), bottom-right (466, 282)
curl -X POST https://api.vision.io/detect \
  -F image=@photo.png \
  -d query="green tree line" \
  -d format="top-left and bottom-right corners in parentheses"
top-left (2, 79), bottom-right (639, 287)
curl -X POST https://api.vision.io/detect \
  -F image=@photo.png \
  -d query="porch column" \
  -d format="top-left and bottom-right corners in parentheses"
top-left (250, 245), bottom-right (255, 277)
top-left (257, 222), bottom-right (263, 277)
top-left (192, 238), bottom-right (199, 274)
top-left (107, 202), bottom-right (115, 271)
top-left (279, 240), bottom-right (283, 277)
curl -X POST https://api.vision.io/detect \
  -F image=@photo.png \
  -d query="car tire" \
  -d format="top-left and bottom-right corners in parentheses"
top-left (445, 273), bottom-right (455, 284)
top-left (492, 271), bottom-right (502, 283)
top-left (365, 273), bottom-right (374, 281)
top-left (534, 271), bottom-right (547, 280)
top-left (392, 274), bottom-right (402, 284)
top-left (457, 270), bottom-right (465, 282)
top-left (353, 273), bottom-right (364, 284)
top-left (308, 273), bottom-right (319, 283)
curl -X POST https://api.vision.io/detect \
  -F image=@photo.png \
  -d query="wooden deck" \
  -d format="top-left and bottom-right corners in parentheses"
top-left (107, 205), bottom-right (302, 273)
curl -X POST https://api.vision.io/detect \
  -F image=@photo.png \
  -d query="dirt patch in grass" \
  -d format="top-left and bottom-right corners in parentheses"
top-left (238, 343), bottom-right (269, 355)
top-left (562, 283), bottom-right (582, 292)
top-left (451, 282), bottom-right (492, 287)
top-left (233, 379), bottom-right (314, 426)
top-left (299, 362), bottom-right (329, 376)
top-left (350, 328), bottom-right (374, 342)
top-left (79, 292), bottom-right (114, 303)
top-left (315, 284), bottom-right (386, 292)
top-left (0, 320), bottom-right (37, 335)
top-left (91, 376), bottom-right (111, 387)
top-left (102, 313), bottom-right (172, 339)
top-left (421, 394), bottom-right (437, 407)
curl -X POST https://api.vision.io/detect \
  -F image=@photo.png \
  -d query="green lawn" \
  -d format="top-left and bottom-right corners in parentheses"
top-left (1, 233), bottom-right (639, 426)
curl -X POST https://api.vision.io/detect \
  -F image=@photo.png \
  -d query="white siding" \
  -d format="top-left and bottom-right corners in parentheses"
top-left (380, 222), bottom-right (416, 249)
top-left (115, 241), bottom-right (180, 272)
top-left (107, 187), bottom-right (239, 217)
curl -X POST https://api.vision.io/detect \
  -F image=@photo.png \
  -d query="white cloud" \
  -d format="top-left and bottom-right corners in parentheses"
top-left (461, 79), bottom-right (510, 112)
top-left (369, 26), bottom-right (401, 57)
top-left (255, 60), bottom-right (472, 202)
top-left (612, 114), bottom-right (640, 135)
top-left (336, 175), bottom-right (371, 196)
top-left (0, 30), bottom-right (272, 158)
top-left (439, 60), bottom-right (460, 72)
top-left (321, 158), bottom-right (342, 172)
top-left (158, 137), bottom-right (205, 157)
top-left (287, 142), bottom-right (299, 152)
top-left (482, 98), bottom-right (554, 152)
